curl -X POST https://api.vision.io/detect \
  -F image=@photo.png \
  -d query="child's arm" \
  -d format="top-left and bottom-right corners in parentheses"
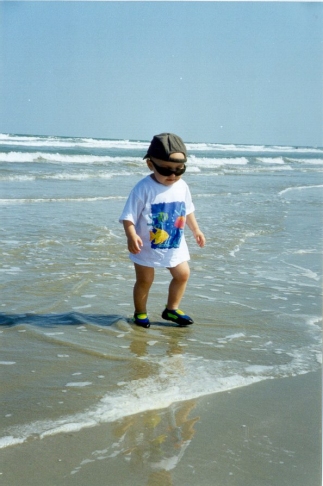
top-left (123, 220), bottom-right (143, 254)
top-left (186, 212), bottom-right (206, 248)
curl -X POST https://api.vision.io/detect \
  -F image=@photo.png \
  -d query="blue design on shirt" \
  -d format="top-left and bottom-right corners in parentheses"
top-left (149, 202), bottom-right (186, 249)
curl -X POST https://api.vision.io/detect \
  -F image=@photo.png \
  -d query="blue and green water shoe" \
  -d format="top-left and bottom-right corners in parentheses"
top-left (161, 308), bottom-right (194, 326)
top-left (133, 313), bottom-right (150, 328)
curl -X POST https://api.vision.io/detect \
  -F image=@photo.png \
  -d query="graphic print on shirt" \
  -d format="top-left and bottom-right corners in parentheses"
top-left (149, 201), bottom-right (186, 249)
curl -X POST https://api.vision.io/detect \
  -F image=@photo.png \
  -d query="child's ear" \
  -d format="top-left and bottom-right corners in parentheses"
top-left (146, 159), bottom-right (153, 171)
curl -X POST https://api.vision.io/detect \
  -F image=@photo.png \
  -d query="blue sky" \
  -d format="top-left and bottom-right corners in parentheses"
top-left (1, 1), bottom-right (322, 146)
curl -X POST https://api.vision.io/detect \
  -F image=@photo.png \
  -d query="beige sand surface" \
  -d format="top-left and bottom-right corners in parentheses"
top-left (0, 370), bottom-right (321, 486)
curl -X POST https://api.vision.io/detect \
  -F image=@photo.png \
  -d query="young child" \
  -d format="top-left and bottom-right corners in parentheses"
top-left (119, 133), bottom-right (205, 328)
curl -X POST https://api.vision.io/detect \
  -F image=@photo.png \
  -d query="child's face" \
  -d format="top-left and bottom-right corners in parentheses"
top-left (147, 153), bottom-right (186, 186)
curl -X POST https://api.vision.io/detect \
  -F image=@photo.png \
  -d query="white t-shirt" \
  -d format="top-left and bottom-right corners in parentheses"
top-left (119, 175), bottom-right (195, 268)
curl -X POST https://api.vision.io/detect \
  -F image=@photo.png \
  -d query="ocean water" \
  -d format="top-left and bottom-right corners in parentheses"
top-left (0, 133), bottom-right (322, 450)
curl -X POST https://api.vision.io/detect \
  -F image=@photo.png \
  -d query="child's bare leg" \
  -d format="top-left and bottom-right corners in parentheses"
top-left (133, 263), bottom-right (154, 314)
top-left (167, 261), bottom-right (190, 309)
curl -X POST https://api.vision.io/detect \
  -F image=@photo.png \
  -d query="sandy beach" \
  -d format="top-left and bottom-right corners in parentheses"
top-left (0, 370), bottom-right (321, 486)
top-left (1, 136), bottom-right (322, 485)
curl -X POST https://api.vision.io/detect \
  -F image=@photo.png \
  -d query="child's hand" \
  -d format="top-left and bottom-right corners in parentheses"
top-left (186, 213), bottom-right (205, 248)
top-left (127, 234), bottom-right (143, 254)
top-left (123, 221), bottom-right (143, 254)
top-left (194, 230), bottom-right (206, 248)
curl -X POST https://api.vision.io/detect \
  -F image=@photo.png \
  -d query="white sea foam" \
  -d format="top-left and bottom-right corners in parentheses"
top-left (0, 175), bottom-right (36, 182)
top-left (279, 184), bottom-right (323, 195)
top-left (284, 263), bottom-right (320, 281)
top-left (245, 365), bottom-right (274, 374)
top-left (223, 333), bottom-right (246, 341)
top-left (188, 155), bottom-right (249, 167)
top-left (0, 135), bottom-right (149, 150)
top-left (237, 165), bottom-right (293, 172)
top-left (0, 151), bottom-right (143, 164)
top-left (306, 317), bottom-right (322, 328)
top-left (66, 382), bottom-right (93, 387)
top-left (0, 151), bottom-right (245, 168)
top-left (78, 138), bottom-right (148, 150)
top-left (0, 267), bottom-right (22, 273)
top-left (1, 133), bottom-right (323, 155)
top-left (44, 332), bottom-right (65, 336)
top-left (286, 158), bottom-right (323, 165)
top-left (72, 305), bottom-right (92, 310)
top-left (0, 359), bottom-right (265, 449)
top-left (269, 145), bottom-right (323, 154)
top-left (229, 231), bottom-right (257, 257)
top-left (0, 172), bottom-right (132, 182)
top-left (0, 436), bottom-right (25, 448)
top-left (0, 196), bottom-right (126, 205)
top-left (186, 166), bottom-right (201, 173)
top-left (1, 346), bottom-right (320, 450)
top-left (185, 142), bottom-right (323, 154)
top-left (257, 157), bottom-right (285, 164)
top-left (186, 143), bottom-right (272, 152)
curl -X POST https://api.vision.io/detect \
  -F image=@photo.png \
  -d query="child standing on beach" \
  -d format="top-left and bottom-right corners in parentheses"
top-left (119, 133), bottom-right (205, 328)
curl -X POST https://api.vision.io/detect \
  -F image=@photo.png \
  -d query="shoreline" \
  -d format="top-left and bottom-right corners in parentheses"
top-left (0, 370), bottom-right (321, 486)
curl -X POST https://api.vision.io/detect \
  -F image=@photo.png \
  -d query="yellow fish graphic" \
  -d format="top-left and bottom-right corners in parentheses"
top-left (149, 228), bottom-right (169, 245)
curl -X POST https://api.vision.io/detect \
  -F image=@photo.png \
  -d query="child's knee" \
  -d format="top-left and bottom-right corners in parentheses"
top-left (135, 265), bottom-right (154, 286)
top-left (137, 274), bottom-right (154, 287)
top-left (170, 262), bottom-right (190, 282)
top-left (180, 268), bottom-right (190, 283)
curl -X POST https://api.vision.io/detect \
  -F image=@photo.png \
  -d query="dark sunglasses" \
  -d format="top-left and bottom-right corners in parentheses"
top-left (150, 159), bottom-right (186, 177)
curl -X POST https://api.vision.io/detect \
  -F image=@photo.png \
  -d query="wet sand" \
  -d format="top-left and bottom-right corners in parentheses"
top-left (0, 370), bottom-right (321, 486)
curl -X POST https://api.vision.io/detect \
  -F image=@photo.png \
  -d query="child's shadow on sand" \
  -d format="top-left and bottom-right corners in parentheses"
top-left (0, 312), bottom-right (181, 328)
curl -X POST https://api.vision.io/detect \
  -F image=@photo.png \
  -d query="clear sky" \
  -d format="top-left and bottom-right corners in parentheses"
top-left (1, 1), bottom-right (322, 146)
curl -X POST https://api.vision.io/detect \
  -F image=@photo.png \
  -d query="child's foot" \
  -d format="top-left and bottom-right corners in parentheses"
top-left (161, 308), bottom-right (194, 326)
top-left (133, 313), bottom-right (150, 328)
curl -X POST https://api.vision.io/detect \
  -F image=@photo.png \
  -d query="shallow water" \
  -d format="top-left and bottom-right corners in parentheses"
top-left (0, 134), bottom-right (322, 448)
